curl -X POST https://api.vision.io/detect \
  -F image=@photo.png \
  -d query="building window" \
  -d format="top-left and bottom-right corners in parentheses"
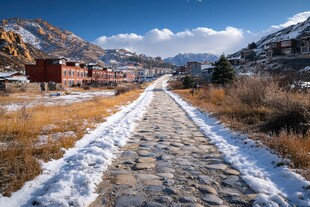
top-left (281, 41), bottom-right (291, 47)
top-left (64, 80), bottom-right (66, 86)
top-left (68, 70), bottom-right (71, 76)
top-left (77, 71), bottom-right (80, 77)
top-left (72, 70), bottom-right (75, 76)
top-left (63, 70), bottom-right (66, 76)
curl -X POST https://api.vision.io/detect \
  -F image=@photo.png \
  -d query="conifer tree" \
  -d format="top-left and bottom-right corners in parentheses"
top-left (211, 54), bottom-right (235, 85)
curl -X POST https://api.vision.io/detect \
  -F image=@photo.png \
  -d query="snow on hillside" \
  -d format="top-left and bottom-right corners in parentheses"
top-left (164, 53), bottom-right (219, 66)
top-left (3, 23), bottom-right (41, 49)
top-left (256, 17), bottom-right (310, 48)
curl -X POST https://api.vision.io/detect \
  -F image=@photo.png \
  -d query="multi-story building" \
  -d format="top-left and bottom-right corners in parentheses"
top-left (25, 58), bottom-right (89, 87)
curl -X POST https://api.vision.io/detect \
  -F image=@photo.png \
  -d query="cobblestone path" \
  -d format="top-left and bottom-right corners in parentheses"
top-left (89, 79), bottom-right (257, 207)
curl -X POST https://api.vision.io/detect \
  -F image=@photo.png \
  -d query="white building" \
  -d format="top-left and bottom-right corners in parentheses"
top-left (0, 72), bottom-right (29, 83)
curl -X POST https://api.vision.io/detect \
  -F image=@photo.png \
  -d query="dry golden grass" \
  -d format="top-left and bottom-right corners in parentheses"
top-left (0, 89), bottom-right (142, 196)
top-left (172, 78), bottom-right (310, 180)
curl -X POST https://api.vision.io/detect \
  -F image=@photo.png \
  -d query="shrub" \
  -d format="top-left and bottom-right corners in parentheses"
top-left (183, 76), bottom-right (195, 89)
top-left (82, 85), bottom-right (90, 90)
top-left (263, 92), bottom-right (310, 134)
top-left (226, 77), bottom-right (272, 111)
top-left (168, 80), bottom-right (184, 90)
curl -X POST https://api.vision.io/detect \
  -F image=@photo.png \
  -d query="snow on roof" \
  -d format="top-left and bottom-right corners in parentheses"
top-left (0, 72), bottom-right (23, 78)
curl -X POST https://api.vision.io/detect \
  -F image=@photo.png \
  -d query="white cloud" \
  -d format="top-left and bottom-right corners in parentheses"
top-left (94, 27), bottom-right (244, 58)
top-left (93, 11), bottom-right (310, 58)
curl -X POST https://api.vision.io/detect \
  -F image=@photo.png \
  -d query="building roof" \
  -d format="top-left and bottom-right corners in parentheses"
top-left (0, 72), bottom-right (25, 78)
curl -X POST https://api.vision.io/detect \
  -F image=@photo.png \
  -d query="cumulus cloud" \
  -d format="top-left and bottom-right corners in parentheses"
top-left (93, 11), bottom-right (310, 58)
top-left (94, 27), bottom-right (244, 58)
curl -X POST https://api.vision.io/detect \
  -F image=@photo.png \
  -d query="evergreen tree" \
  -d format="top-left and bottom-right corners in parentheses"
top-left (211, 54), bottom-right (235, 85)
top-left (183, 75), bottom-right (195, 88)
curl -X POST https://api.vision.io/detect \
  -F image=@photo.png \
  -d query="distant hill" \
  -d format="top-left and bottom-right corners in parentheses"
top-left (101, 49), bottom-right (174, 68)
top-left (164, 53), bottom-right (219, 66)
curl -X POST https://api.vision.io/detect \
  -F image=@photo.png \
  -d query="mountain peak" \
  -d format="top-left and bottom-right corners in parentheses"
top-left (164, 53), bottom-right (219, 66)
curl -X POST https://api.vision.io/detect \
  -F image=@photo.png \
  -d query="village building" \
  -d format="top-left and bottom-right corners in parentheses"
top-left (187, 62), bottom-right (202, 75)
top-left (25, 58), bottom-right (89, 87)
top-left (300, 36), bottom-right (310, 54)
top-left (0, 71), bottom-right (29, 83)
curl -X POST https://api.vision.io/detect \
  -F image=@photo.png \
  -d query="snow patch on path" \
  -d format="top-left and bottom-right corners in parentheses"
top-left (0, 80), bottom-right (157, 207)
top-left (163, 80), bottom-right (310, 207)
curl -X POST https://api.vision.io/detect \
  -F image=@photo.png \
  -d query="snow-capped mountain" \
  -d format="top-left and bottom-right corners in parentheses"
top-left (101, 49), bottom-right (173, 68)
top-left (164, 53), bottom-right (219, 66)
top-left (0, 18), bottom-right (105, 64)
top-left (256, 17), bottom-right (310, 48)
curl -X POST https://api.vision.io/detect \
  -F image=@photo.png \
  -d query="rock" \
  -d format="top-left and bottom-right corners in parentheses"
top-left (157, 173), bottom-right (174, 179)
top-left (230, 195), bottom-right (247, 205)
top-left (198, 175), bottom-right (213, 184)
top-left (205, 164), bottom-right (227, 170)
top-left (137, 157), bottom-right (156, 163)
top-left (137, 150), bottom-right (155, 157)
top-left (115, 196), bottom-right (146, 207)
top-left (224, 169), bottom-right (240, 176)
top-left (163, 179), bottom-right (175, 186)
top-left (157, 167), bottom-right (175, 173)
top-left (122, 150), bottom-right (136, 157)
top-left (163, 187), bottom-right (178, 195)
top-left (156, 161), bottom-right (173, 168)
top-left (136, 174), bottom-right (159, 180)
top-left (171, 142), bottom-right (184, 147)
top-left (146, 185), bottom-right (165, 192)
top-left (198, 186), bottom-right (218, 195)
top-left (219, 188), bottom-right (241, 197)
top-left (176, 159), bottom-right (192, 166)
top-left (202, 194), bottom-right (224, 205)
top-left (222, 176), bottom-right (241, 186)
top-left (114, 174), bottom-right (137, 186)
top-left (179, 196), bottom-right (197, 203)
top-left (155, 196), bottom-right (173, 204)
top-left (134, 163), bottom-right (156, 170)
top-left (143, 179), bottom-right (163, 186)
top-left (184, 205), bottom-right (204, 207)
top-left (158, 155), bottom-right (171, 161)
top-left (145, 202), bottom-right (166, 207)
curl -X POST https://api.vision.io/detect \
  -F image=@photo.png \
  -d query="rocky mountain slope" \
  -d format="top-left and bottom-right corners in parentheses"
top-left (0, 27), bottom-right (46, 71)
top-left (230, 17), bottom-right (310, 58)
top-left (101, 49), bottom-right (174, 68)
top-left (256, 16), bottom-right (310, 48)
top-left (229, 17), bottom-right (310, 77)
top-left (164, 53), bottom-right (219, 66)
top-left (0, 18), bottom-right (105, 65)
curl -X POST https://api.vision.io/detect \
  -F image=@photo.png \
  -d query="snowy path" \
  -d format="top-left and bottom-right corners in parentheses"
top-left (90, 77), bottom-right (256, 207)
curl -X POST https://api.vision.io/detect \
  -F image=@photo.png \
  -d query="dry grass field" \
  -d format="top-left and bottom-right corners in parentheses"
top-left (0, 88), bottom-right (143, 196)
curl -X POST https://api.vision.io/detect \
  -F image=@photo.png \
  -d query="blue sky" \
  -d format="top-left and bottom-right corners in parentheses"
top-left (0, 0), bottom-right (310, 57)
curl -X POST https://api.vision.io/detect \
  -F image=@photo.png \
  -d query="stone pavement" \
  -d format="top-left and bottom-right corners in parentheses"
top-left (89, 79), bottom-right (257, 207)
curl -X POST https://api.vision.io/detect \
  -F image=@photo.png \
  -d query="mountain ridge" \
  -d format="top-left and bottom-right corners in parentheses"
top-left (164, 53), bottom-right (219, 66)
